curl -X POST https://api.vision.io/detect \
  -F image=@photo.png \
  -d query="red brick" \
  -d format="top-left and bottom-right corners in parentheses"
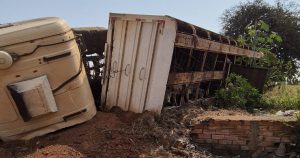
top-left (258, 136), bottom-right (265, 141)
top-left (213, 120), bottom-right (229, 126)
top-left (231, 130), bottom-right (250, 135)
top-left (208, 126), bottom-right (219, 130)
top-left (229, 145), bottom-right (241, 150)
top-left (236, 125), bottom-right (250, 130)
top-left (230, 131), bottom-right (246, 135)
top-left (221, 124), bottom-right (236, 129)
top-left (264, 147), bottom-right (276, 152)
top-left (212, 134), bottom-right (225, 139)
top-left (195, 139), bottom-right (206, 143)
top-left (225, 135), bottom-right (239, 141)
top-left (204, 139), bottom-right (219, 144)
top-left (238, 135), bottom-right (250, 139)
top-left (203, 129), bottom-right (216, 134)
top-left (258, 120), bottom-right (273, 126)
top-left (194, 124), bottom-right (206, 129)
top-left (257, 141), bottom-right (274, 147)
top-left (241, 121), bottom-right (251, 126)
top-left (212, 139), bottom-right (219, 144)
top-left (219, 140), bottom-right (233, 145)
top-left (222, 124), bottom-right (235, 127)
top-left (232, 140), bottom-right (247, 145)
top-left (191, 129), bottom-right (203, 134)
top-left (265, 137), bottom-right (281, 142)
top-left (250, 120), bottom-right (259, 125)
top-left (215, 129), bottom-right (231, 134)
top-left (273, 131), bottom-right (287, 137)
top-left (213, 144), bottom-right (227, 150)
top-left (281, 137), bottom-right (291, 143)
top-left (259, 126), bottom-right (269, 131)
top-left (198, 134), bottom-right (211, 139)
top-left (260, 131), bottom-right (273, 137)
top-left (241, 145), bottom-right (250, 150)
top-left (198, 143), bottom-right (212, 150)
top-left (228, 120), bottom-right (241, 126)
top-left (269, 125), bottom-right (284, 131)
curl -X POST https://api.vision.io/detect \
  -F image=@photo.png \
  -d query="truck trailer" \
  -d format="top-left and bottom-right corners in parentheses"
top-left (101, 13), bottom-right (263, 113)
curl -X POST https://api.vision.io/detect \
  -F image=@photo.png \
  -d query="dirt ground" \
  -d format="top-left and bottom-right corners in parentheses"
top-left (0, 109), bottom-right (156, 158)
top-left (0, 105), bottom-right (292, 158)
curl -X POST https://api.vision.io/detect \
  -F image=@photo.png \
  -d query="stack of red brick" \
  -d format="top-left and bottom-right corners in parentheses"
top-left (191, 119), bottom-right (295, 151)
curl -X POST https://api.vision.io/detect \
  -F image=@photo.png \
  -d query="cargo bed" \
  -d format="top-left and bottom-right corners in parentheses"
top-left (101, 13), bottom-right (263, 113)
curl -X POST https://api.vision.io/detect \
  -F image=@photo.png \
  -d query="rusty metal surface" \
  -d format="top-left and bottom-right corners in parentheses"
top-left (73, 27), bottom-right (107, 107)
top-left (230, 65), bottom-right (268, 92)
top-left (167, 71), bottom-right (224, 85)
top-left (164, 17), bottom-right (263, 107)
top-left (175, 33), bottom-right (263, 58)
top-left (73, 27), bottom-right (107, 55)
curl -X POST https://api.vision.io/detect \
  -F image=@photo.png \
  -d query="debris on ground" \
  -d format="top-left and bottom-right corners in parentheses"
top-left (0, 111), bottom-right (154, 158)
top-left (23, 145), bottom-right (85, 158)
top-left (128, 105), bottom-right (217, 157)
top-left (0, 105), bottom-right (298, 158)
top-left (276, 110), bottom-right (300, 116)
top-left (0, 105), bottom-right (222, 158)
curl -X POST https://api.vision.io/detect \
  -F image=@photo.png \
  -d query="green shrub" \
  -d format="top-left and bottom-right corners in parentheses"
top-left (215, 73), bottom-right (262, 111)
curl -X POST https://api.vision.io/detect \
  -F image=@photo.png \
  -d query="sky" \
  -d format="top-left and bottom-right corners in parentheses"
top-left (1, 0), bottom-right (299, 33)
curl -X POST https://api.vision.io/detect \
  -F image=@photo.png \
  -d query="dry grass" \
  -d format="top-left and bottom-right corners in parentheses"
top-left (263, 84), bottom-right (300, 110)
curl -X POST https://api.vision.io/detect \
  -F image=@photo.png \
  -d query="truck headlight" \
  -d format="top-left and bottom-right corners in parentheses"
top-left (0, 51), bottom-right (13, 69)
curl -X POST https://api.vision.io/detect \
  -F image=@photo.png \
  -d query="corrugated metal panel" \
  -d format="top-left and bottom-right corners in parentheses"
top-left (102, 13), bottom-right (177, 113)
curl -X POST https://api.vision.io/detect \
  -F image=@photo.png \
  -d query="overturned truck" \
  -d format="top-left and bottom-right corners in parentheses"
top-left (0, 17), bottom-right (97, 141)
top-left (0, 13), bottom-right (264, 141)
top-left (101, 13), bottom-right (263, 113)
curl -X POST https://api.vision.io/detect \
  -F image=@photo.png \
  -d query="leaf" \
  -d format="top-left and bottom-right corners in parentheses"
top-left (259, 20), bottom-right (270, 31)
top-left (257, 37), bottom-right (266, 43)
top-left (270, 32), bottom-right (277, 38)
top-left (246, 24), bottom-right (254, 30)
top-left (257, 47), bottom-right (270, 53)
top-left (237, 35), bottom-right (246, 46)
top-left (248, 29), bottom-right (256, 36)
top-left (270, 32), bottom-right (283, 43)
top-left (275, 35), bottom-right (283, 43)
top-left (266, 37), bottom-right (273, 43)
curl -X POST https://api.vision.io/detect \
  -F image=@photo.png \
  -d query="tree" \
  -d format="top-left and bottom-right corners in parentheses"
top-left (221, 0), bottom-right (300, 83)
top-left (237, 20), bottom-right (291, 87)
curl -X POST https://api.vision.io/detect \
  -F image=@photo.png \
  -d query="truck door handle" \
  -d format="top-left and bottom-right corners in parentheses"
top-left (139, 67), bottom-right (146, 80)
top-left (43, 52), bottom-right (71, 62)
top-left (125, 64), bottom-right (130, 76)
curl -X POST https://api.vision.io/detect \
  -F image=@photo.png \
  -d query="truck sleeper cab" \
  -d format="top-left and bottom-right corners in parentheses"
top-left (0, 17), bottom-right (96, 141)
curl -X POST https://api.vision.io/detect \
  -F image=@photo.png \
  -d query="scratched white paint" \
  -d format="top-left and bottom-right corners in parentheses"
top-left (102, 13), bottom-right (177, 113)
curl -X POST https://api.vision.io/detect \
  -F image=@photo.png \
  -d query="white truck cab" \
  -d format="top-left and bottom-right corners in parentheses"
top-left (0, 17), bottom-right (96, 141)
